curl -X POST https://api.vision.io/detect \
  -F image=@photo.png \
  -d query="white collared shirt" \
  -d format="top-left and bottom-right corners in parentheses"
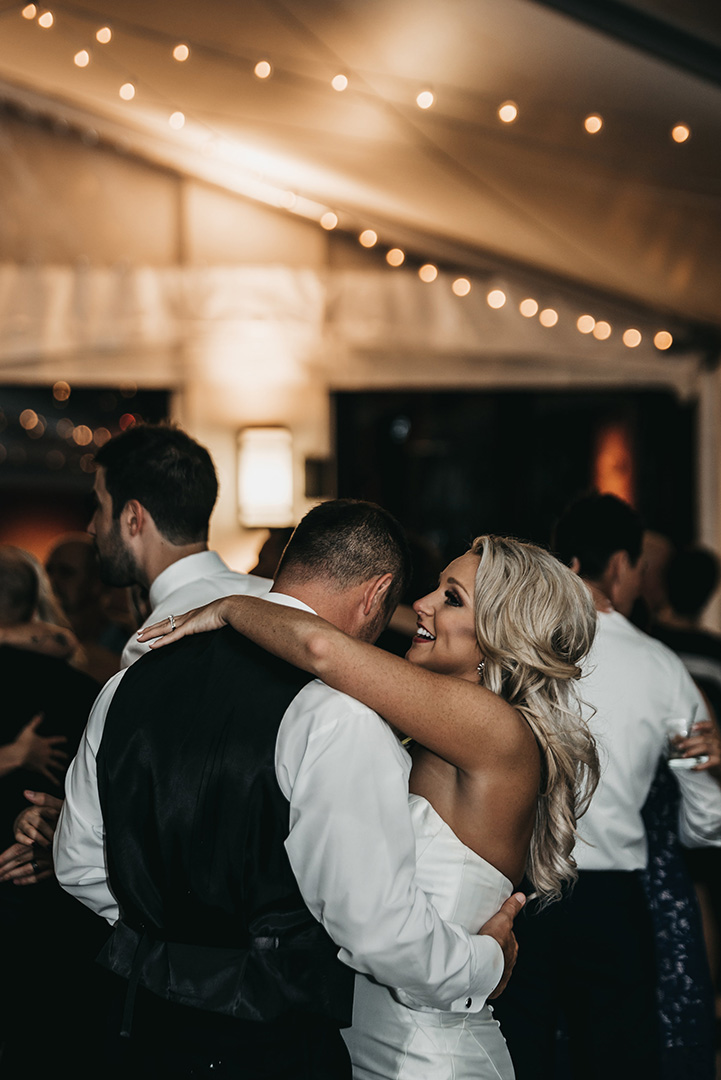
top-left (55, 592), bottom-right (503, 1014)
top-left (121, 550), bottom-right (271, 668)
top-left (575, 610), bottom-right (721, 870)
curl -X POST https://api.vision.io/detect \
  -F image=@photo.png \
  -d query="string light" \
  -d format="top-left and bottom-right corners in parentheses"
top-left (452, 278), bottom-right (471, 296)
top-left (416, 90), bottom-right (434, 110)
top-left (519, 298), bottom-right (538, 317)
top-left (593, 320), bottom-right (612, 340)
top-left (96, 26), bottom-right (112, 44)
top-left (72, 425), bottom-right (93, 446)
top-left (37, 10), bottom-right (53, 28)
top-left (52, 380), bottom-right (70, 401)
top-left (359, 229), bottom-right (378, 248)
top-left (279, 191), bottom-right (297, 209)
top-left (671, 124), bottom-right (690, 143)
top-left (386, 248), bottom-right (405, 266)
top-left (487, 289), bottom-right (507, 309)
top-left (254, 60), bottom-right (272, 79)
top-left (169, 111), bottom-right (185, 129)
top-left (74, 50), bottom-right (90, 68)
top-left (622, 328), bottom-right (642, 347)
top-left (173, 44), bottom-right (190, 62)
top-left (539, 308), bottom-right (558, 327)
top-left (498, 101), bottom-right (518, 123)
top-left (19, 409), bottom-right (38, 430)
top-left (21, 5), bottom-right (37, 19)
top-left (332, 74), bottom-right (348, 92)
top-left (654, 330), bottom-right (673, 350)
top-left (577, 314), bottom-right (595, 333)
top-left (320, 212), bottom-right (338, 230)
top-left (584, 114), bottom-right (603, 134)
top-left (119, 83), bottom-right (135, 100)
top-left (419, 264), bottom-right (438, 283)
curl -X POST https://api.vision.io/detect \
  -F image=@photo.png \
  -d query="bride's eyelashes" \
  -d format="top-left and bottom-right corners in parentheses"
top-left (444, 589), bottom-right (463, 607)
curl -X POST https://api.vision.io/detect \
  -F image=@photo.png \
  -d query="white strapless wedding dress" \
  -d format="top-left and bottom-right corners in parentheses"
top-left (342, 794), bottom-right (515, 1080)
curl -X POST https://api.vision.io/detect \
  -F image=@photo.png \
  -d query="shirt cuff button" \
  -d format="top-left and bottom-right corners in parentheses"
top-left (464, 997), bottom-right (472, 1008)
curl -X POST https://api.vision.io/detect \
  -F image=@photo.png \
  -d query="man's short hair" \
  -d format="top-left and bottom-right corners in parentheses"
top-left (0, 547), bottom-right (39, 626)
top-left (94, 423), bottom-right (218, 545)
top-left (668, 546), bottom-right (720, 619)
top-left (276, 499), bottom-right (411, 614)
top-left (552, 492), bottom-right (644, 579)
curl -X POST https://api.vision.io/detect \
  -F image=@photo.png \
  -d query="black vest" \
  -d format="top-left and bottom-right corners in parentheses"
top-left (96, 626), bottom-right (354, 1026)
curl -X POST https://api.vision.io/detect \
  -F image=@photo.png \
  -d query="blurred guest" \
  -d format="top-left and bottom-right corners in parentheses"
top-left (494, 493), bottom-right (721, 1080)
top-left (45, 533), bottom-right (130, 683)
top-left (0, 545), bottom-right (106, 1078)
top-left (631, 530), bottom-right (676, 632)
top-left (0, 547), bottom-right (79, 661)
top-left (653, 545), bottom-right (721, 1039)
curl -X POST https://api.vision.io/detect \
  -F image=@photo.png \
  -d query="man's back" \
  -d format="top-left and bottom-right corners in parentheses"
top-left (97, 626), bottom-right (354, 1025)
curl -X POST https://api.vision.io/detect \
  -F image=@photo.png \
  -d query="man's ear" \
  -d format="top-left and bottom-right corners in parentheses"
top-left (361, 573), bottom-right (393, 616)
top-left (569, 557), bottom-right (581, 575)
top-left (122, 499), bottom-right (147, 539)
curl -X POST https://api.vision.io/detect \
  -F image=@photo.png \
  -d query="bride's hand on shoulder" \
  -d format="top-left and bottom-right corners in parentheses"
top-left (137, 598), bottom-right (232, 649)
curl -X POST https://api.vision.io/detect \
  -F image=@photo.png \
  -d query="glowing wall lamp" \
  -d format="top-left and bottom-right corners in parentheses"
top-left (237, 427), bottom-right (295, 528)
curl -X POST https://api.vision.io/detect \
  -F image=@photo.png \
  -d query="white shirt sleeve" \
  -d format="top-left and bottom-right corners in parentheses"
top-left (54, 670), bottom-right (124, 924)
top-left (673, 671), bottom-right (721, 848)
top-left (276, 680), bottom-right (504, 1013)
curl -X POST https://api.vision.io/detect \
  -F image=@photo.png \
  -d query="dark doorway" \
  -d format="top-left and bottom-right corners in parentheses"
top-left (334, 389), bottom-right (696, 563)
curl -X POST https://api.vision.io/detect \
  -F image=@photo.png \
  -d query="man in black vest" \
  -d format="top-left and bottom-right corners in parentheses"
top-left (56, 500), bottom-right (521, 1079)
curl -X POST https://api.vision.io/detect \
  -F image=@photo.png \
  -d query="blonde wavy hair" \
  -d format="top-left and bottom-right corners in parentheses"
top-left (470, 535), bottom-right (599, 904)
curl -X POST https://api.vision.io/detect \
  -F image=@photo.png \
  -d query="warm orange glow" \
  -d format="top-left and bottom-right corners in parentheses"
top-left (671, 124), bottom-right (690, 143)
top-left (38, 10), bottom-right (53, 28)
top-left (584, 114), bottom-right (603, 134)
top-left (577, 314), bottom-right (595, 334)
top-left (320, 212), bottom-right (338, 230)
top-left (19, 409), bottom-right (38, 430)
top-left (119, 413), bottom-right (136, 431)
top-left (487, 289), bottom-right (506, 309)
top-left (52, 380), bottom-right (71, 401)
top-left (119, 83), bottom-right (135, 100)
top-left (593, 320), bottom-right (612, 340)
top-left (622, 328), bottom-right (642, 348)
top-left (21, 5), bottom-right (37, 19)
top-left (94, 427), bottom-right (111, 447)
top-left (332, 74), bottom-right (348, 92)
top-left (498, 101), bottom-right (518, 123)
top-left (419, 264), bottom-right (438, 283)
top-left (96, 26), bottom-right (112, 44)
top-left (254, 60), bottom-right (272, 79)
top-left (173, 44), bottom-right (190, 62)
top-left (72, 424), bottom-right (93, 446)
top-left (169, 111), bottom-right (185, 129)
top-left (519, 298), bottom-right (538, 317)
top-left (654, 330), bottom-right (673, 351)
top-left (593, 422), bottom-right (635, 505)
top-left (74, 50), bottom-right (90, 67)
top-left (539, 308), bottom-right (558, 327)
top-left (416, 90), bottom-right (434, 110)
top-left (359, 230), bottom-right (378, 248)
top-left (386, 248), bottom-right (405, 267)
top-left (452, 278), bottom-right (471, 296)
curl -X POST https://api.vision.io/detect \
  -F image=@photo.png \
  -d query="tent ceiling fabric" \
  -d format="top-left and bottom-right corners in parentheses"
top-left (0, 0), bottom-right (719, 329)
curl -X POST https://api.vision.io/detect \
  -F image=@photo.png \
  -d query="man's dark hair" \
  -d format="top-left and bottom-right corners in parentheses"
top-left (668, 546), bottom-right (720, 619)
top-left (552, 492), bottom-right (644, 579)
top-left (94, 423), bottom-right (218, 545)
top-left (0, 548), bottom-right (39, 625)
top-left (276, 499), bottom-right (411, 614)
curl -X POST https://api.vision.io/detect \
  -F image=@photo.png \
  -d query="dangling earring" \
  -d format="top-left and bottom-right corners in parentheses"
top-left (477, 659), bottom-right (485, 682)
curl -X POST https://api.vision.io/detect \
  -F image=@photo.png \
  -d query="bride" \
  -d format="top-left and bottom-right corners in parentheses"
top-left (139, 533), bottom-right (599, 1079)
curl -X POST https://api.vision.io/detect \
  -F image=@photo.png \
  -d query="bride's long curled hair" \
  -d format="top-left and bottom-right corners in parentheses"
top-left (470, 535), bottom-right (599, 905)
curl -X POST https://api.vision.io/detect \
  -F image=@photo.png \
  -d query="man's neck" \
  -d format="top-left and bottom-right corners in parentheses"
top-left (145, 542), bottom-right (209, 590)
top-left (582, 578), bottom-right (615, 614)
top-left (271, 577), bottom-right (359, 636)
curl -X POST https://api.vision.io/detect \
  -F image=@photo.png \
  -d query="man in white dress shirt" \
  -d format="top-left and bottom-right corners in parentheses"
top-left (495, 493), bottom-right (721, 1080)
top-left (2, 423), bottom-right (273, 867)
top-left (54, 499), bottom-right (524, 1080)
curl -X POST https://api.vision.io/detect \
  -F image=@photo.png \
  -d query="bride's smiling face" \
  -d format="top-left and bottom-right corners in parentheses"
top-left (406, 552), bottom-right (483, 682)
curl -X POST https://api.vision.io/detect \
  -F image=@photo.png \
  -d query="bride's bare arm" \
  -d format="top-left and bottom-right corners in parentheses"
top-left (138, 597), bottom-right (521, 771)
